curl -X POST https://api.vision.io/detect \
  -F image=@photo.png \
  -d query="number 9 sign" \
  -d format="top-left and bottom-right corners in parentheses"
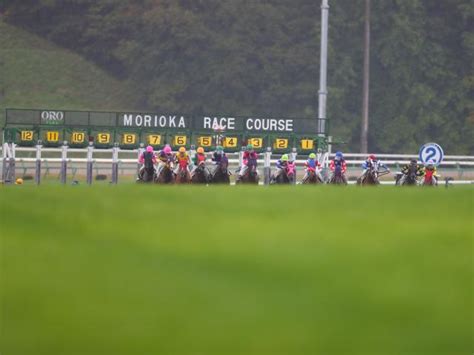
top-left (419, 143), bottom-right (444, 166)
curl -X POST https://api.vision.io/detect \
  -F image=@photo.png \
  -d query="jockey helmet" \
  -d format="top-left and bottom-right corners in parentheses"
top-left (309, 153), bottom-right (316, 159)
top-left (281, 154), bottom-right (289, 161)
top-left (197, 147), bottom-right (205, 154)
top-left (146, 145), bottom-right (153, 153)
top-left (163, 145), bottom-right (172, 154)
top-left (178, 147), bottom-right (186, 153)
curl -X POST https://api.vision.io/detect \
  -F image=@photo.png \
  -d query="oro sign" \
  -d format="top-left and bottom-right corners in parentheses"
top-left (419, 143), bottom-right (444, 166)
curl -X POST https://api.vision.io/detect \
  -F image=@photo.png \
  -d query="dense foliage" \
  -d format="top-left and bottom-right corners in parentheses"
top-left (2, 0), bottom-right (473, 153)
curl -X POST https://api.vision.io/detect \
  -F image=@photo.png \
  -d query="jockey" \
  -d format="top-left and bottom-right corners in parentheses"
top-left (156, 144), bottom-right (173, 175)
top-left (191, 146), bottom-right (210, 179)
top-left (330, 151), bottom-right (347, 183)
top-left (212, 145), bottom-right (226, 165)
top-left (401, 159), bottom-right (424, 178)
top-left (273, 154), bottom-right (289, 180)
top-left (211, 145), bottom-right (227, 174)
top-left (423, 163), bottom-right (438, 185)
top-left (360, 154), bottom-right (388, 178)
top-left (138, 145), bottom-right (157, 179)
top-left (174, 146), bottom-right (191, 174)
top-left (237, 144), bottom-right (259, 179)
top-left (302, 152), bottom-right (323, 182)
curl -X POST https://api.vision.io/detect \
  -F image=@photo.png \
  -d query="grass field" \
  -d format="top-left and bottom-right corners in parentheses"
top-left (0, 185), bottom-right (472, 355)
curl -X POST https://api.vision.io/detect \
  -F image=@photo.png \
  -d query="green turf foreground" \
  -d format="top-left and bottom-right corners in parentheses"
top-left (0, 185), bottom-right (472, 355)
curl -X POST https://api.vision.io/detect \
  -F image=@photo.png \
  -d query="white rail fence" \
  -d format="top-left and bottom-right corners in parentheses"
top-left (2, 143), bottom-right (474, 185)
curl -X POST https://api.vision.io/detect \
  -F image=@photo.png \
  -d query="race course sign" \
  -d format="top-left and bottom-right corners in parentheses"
top-left (419, 143), bottom-right (444, 166)
top-left (3, 108), bottom-right (328, 152)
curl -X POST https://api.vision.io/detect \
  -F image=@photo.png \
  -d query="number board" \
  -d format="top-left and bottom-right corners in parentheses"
top-left (96, 132), bottom-right (111, 144)
top-left (122, 133), bottom-right (137, 145)
top-left (173, 135), bottom-right (187, 146)
top-left (419, 143), bottom-right (444, 166)
top-left (248, 137), bottom-right (263, 149)
top-left (300, 139), bottom-right (314, 150)
top-left (71, 132), bottom-right (86, 144)
top-left (20, 130), bottom-right (34, 142)
top-left (273, 138), bottom-right (289, 150)
top-left (197, 136), bottom-right (213, 147)
top-left (45, 131), bottom-right (60, 143)
top-left (223, 137), bottom-right (238, 148)
top-left (146, 134), bottom-right (162, 146)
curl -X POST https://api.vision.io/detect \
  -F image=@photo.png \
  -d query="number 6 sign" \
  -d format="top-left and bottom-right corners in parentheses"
top-left (419, 143), bottom-right (444, 166)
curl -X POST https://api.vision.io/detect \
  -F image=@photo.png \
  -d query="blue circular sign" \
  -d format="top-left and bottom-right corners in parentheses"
top-left (419, 143), bottom-right (444, 166)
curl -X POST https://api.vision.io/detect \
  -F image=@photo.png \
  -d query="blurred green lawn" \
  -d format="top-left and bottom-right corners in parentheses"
top-left (0, 185), bottom-right (472, 355)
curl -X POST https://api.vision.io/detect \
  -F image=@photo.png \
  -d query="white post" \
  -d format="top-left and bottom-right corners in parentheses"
top-left (60, 141), bottom-right (68, 184)
top-left (264, 147), bottom-right (272, 185)
top-left (318, 0), bottom-right (329, 137)
top-left (86, 142), bottom-right (94, 185)
top-left (111, 143), bottom-right (119, 184)
top-left (35, 141), bottom-right (42, 185)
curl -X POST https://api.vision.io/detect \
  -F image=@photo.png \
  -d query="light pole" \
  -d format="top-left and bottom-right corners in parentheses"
top-left (318, 0), bottom-right (329, 138)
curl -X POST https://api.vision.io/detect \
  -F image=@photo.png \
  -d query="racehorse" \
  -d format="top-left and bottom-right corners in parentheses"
top-left (236, 158), bottom-right (259, 184)
top-left (357, 164), bottom-right (379, 185)
top-left (191, 162), bottom-right (209, 184)
top-left (210, 156), bottom-right (230, 184)
top-left (273, 161), bottom-right (296, 184)
top-left (329, 165), bottom-right (347, 185)
top-left (137, 166), bottom-right (157, 183)
top-left (156, 162), bottom-right (174, 184)
top-left (395, 167), bottom-right (418, 186)
top-left (302, 167), bottom-right (323, 184)
top-left (175, 160), bottom-right (191, 184)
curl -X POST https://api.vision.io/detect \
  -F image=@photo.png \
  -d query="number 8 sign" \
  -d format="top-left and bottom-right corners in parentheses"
top-left (419, 143), bottom-right (444, 166)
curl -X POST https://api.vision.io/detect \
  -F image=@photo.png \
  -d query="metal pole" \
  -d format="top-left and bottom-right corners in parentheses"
top-left (264, 147), bottom-right (272, 185)
top-left (318, 0), bottom-right (329, 137)
top-left (35, 141), bottom-right (42, 185)
top-left (360, 0), bottom-right (371, 153)
top-left (2, 142), bottom-right (7, 183)
top-left (60, 141), bottom-right (68, 184)
top-left (8, 143), bottom-right (16, 183)
top-left (137, 144), bottom-right (144, 177)
top-left (86, 141), bottom-right (93, 185)
top-left (111, 143), bottom-right (119, 184)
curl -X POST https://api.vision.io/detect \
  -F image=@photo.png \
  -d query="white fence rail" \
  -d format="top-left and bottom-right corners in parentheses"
top-left (2, 144), bottom-right (474, 185)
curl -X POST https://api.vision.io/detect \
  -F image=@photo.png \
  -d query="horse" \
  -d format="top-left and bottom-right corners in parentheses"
top-left (137, 166), bottom-right (157, 183)
top-left (210, 156), bottom-right (230, 184)
top-left (273, 161), bottom-right (296, 184)
top-left (155, 162), bottom-right (174, 184)
top-left (357, 165), bottom-right (379, 185)
top-left (329, 165), bottom-right (348, 185)
top-left (175, 160), bottom-right (191, 184)
top-left (301, 167), bottom-right (323, 184)
top-left (236, 158), bottom-right (259, 184)
top-left (395, 168), bottom-right (418, 186)
top-left (191, 162), bottom-right (209, 184)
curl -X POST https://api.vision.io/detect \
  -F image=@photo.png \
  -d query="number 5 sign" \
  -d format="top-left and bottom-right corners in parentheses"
top-left (419, 143), bottom-right (444, 166)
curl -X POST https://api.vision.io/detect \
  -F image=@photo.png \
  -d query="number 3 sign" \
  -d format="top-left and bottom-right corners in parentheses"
top-left (419, 143), bottom-right (444, 166)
